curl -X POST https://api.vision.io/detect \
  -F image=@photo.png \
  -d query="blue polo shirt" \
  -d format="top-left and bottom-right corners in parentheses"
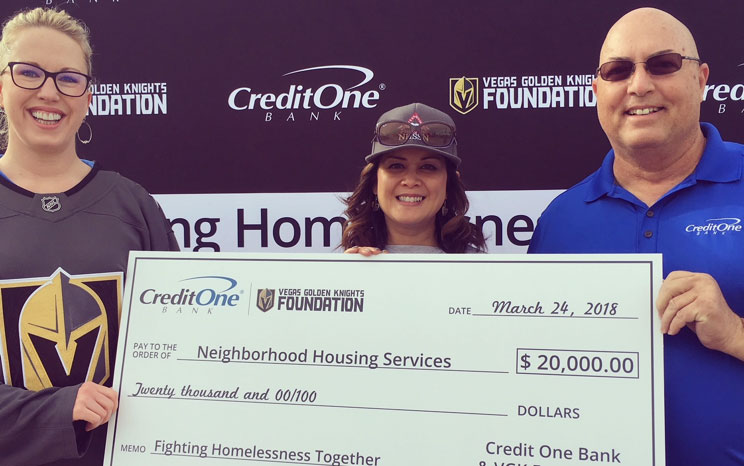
top-left (529, 123), bottom-right (744, 466)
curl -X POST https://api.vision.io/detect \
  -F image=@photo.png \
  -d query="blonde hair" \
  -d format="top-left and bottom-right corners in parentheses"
top-left (0, 8), bottom-right (93, 150)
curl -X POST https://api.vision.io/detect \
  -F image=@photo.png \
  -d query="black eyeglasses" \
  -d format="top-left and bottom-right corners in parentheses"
top-left (3, 62), bottom-right (91, 97)
top-left (375, 121), bottom-right (456, 147)
top-left (596, 53), bottom-right (701, 82)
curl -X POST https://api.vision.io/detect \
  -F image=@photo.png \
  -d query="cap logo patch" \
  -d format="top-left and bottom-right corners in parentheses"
top-left (407, 112), bottom-right (424, 125)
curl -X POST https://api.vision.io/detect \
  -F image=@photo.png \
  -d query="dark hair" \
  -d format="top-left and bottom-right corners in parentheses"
top-left (341, 159), bottom-right (486, 253)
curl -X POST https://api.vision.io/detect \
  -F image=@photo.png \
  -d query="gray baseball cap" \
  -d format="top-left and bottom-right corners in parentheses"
top-left (366, 102), bottom-right (460, 166)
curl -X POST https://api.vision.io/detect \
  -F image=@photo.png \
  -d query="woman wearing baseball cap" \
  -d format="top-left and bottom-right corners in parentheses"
top-left (342, 102), bottom-right (485, 254)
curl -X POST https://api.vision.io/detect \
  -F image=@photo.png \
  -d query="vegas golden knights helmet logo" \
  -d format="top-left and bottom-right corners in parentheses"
top-left (256, 289), bottom-right (275, 312)
top-left (0, 269), bottom-right (122, 390)
top-left (449, 76), bottom-right (479, 115)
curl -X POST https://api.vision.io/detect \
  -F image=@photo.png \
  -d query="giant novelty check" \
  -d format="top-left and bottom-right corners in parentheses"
top-left (104, 253), bottom-right (665, 466)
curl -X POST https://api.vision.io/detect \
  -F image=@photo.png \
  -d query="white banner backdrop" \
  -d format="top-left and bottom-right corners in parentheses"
top-left (154, 190), bottom-right (564, 254)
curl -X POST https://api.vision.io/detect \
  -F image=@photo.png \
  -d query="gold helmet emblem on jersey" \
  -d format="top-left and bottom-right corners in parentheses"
top-left (19, 270), bottom-right (110, 391)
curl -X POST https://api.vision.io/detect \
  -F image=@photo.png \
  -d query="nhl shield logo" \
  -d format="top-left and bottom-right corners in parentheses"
top-left (449, 76), bottom-right (479, 115)
top-left (256, 289), bottom-right (275, 312)
top-left (40, 196), bottom-right (61, 213)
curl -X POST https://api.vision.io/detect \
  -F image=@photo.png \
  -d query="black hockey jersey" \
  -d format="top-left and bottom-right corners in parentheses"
top-left (0, 164), bottom-right (179, 466)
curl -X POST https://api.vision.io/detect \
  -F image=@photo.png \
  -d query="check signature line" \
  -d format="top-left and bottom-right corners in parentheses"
top-left (178, 359), bottom-right (509, 375)
top-left (130, 394), bottom-right (508, 417)
top-left (151, 453), bottom-right (350, 465)
top-left (472, 314), bottom-right (638, 319)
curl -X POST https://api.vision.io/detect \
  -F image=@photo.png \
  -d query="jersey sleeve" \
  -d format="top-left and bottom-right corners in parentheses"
top-left (142, 195), bottom-right (181, 252)
top-left (0, 383), bottom-right (91, 465)
top-left (127, 180), bottom-right (180, 252)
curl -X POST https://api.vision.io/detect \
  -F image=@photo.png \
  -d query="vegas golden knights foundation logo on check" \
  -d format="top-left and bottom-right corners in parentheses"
top-left (449, 76), bottom-right (479, 115)
top-left (256, 289), bottom-right (276, 312)
top-left (0, 268), bottom-right (122, 391)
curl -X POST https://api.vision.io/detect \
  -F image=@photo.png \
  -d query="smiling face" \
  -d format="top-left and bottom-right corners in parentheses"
top-left (374, 147), bottom-right (448, 245)
top-left (592, 8), bottom-right (709, 156)
top-left (0, 27), bottom-right (91, 156)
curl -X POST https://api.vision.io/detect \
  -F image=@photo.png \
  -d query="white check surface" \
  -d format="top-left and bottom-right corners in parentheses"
top-left (104, 252), bottom-right (665, 466)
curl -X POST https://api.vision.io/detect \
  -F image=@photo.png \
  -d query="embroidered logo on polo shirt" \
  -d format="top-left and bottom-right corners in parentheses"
top-left (685, 217), bottom-right (743, 236)
top-left (40, 196), bottom-right (61, 213)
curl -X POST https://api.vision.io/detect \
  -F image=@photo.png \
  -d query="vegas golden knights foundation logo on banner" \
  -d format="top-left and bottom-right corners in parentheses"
top-left (256, 289), bottom-right (275, 312)
top-left (0, 268), bottom-right (122, 391)
top-left (449, 76), bottom-right (479, 115)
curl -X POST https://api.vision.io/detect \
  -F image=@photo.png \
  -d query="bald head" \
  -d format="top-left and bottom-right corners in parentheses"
top-left (592, 7), bottom-right (709, 163)
top-left (600, 8), bottom-right (699, 64)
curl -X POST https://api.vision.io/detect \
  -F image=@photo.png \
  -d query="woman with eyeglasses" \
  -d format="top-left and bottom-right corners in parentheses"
top-left (342, 102), bottom-right (485, 254)
top-left (0, 8), bottom-right (178, 466)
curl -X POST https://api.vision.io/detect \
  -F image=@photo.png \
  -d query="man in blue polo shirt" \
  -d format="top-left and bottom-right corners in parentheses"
top-left (528, 7), bottom-right (744, 466)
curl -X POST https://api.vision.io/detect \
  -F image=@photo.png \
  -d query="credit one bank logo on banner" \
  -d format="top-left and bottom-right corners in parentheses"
top-left (228, 65), bottom-right (384, 122)
top-left (449, 73), bottom-right (596, 114)
top-left (704, 63), bottom-right (744, 116)
top-left (88, 82), bottom-right (167, 116)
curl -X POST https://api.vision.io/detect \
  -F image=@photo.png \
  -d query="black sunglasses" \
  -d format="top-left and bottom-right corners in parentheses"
top-left (596, 52), bottom-right (701, 82)
top-left (375, 121), bottom-right (456, 148)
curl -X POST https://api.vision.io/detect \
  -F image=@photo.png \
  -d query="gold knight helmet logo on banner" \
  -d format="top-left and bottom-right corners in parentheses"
top-left (256, 289), bottom-right (276, 312)
top-left (449, 76), bottom-right (479, 115)
top-left (0, 269), bottom-right (122, 390)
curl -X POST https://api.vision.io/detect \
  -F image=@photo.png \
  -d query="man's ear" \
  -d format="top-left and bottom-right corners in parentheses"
top-left (697, 63), bottom-right (710, 103)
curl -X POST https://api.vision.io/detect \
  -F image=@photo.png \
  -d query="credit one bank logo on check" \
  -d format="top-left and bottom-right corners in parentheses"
top-left (256, 287), bottom-right (365, 313)
top-left (139, 276), bottom-right (243, 314)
